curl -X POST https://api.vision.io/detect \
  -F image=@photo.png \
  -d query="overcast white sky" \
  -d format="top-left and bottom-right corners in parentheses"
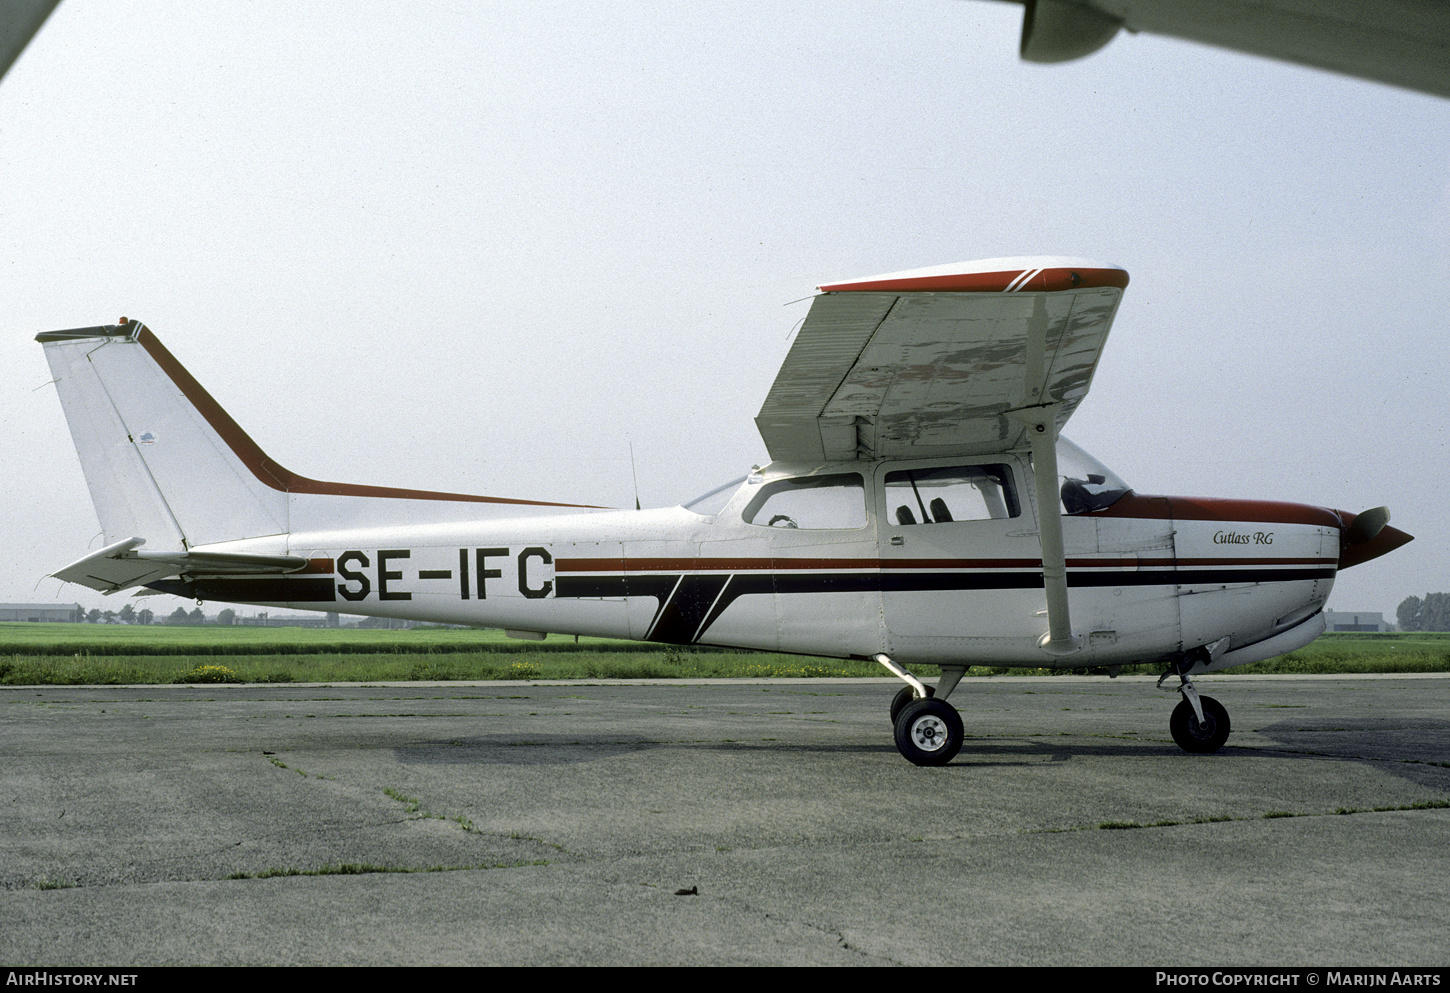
top-left (2, 0), bottom-right (1447, 620)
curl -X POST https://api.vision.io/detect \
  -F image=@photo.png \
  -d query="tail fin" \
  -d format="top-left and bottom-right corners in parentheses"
top-left (39, 320), bottom-right (600, 557)
top-left (40, 321), bottom-right (286, 550)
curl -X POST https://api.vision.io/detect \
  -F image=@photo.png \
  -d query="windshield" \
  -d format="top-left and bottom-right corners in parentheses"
top-left (681, 475), bottom-right (748, 516)
top-left (1056, 436), bottom-right (1131, 514)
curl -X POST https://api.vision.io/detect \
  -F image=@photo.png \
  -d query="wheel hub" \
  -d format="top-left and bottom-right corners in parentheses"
top-left (911, 715), bottom-right (949, 751)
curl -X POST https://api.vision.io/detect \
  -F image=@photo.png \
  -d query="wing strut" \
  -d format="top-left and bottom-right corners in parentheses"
top-left (1006, 403), bottom-right (1080, 656)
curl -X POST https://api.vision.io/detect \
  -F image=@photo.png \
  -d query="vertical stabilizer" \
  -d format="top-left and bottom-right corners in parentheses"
top-left (39, 322), bottom-right (289, 549)
top-left (39, 320), bottom-right (604, 557)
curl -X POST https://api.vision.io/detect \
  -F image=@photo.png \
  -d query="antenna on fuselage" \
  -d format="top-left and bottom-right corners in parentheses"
top-left (629, 440), bottom-right (641, 511)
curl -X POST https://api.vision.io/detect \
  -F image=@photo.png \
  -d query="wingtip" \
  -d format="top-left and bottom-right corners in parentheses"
top-left (818, 257), bottom-right (1128, 294)
top-left (35, 319), bottom-right (145, 344)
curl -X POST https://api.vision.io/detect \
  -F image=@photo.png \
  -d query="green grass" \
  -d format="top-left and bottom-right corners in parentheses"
top-left (0, 622), bottom-right (660, 656)
top-left (0, 625), bottom-right (1445, 685)
top-left (0, 644), bottom-right (1011, 684)
top-left (1227, 632), bottom-right (1450, 675)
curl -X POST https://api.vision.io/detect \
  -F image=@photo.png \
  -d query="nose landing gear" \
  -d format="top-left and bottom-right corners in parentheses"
top-left (1169, 695), bottom-right (1231, 753)
top-left (1159, 653), bottom-right (1232, 753)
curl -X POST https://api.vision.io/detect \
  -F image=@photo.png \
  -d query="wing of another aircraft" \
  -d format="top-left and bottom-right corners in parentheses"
top-left (755, 257), bottom-right (1128, 464)
top-left (1016, 0), bottom-right (1450, 99)
top-left (0, 0), bottom-right (59, 83)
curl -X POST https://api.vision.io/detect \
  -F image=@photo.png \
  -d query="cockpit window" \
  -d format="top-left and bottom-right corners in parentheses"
top-left (1056, 436), bottom-right (1131, 514)
top-left (884, 465), bottom-right (1020, 525)
top-left (743, 473), bottom-right (867, 530)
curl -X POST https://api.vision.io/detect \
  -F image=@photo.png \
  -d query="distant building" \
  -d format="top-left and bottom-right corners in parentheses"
top-left (235, 611), bottom-right (337, 628)
top-left (1324, 611), bottom-right (1390, 632)
top-left (0, 603), bottom-right (85, 623)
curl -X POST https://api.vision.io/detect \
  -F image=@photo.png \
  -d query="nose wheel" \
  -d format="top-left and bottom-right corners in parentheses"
top-left (893, 698), bottom-right (963, 766)
top-left (1158, 655), bottom-right (1232, 754)
top-left (1169, 695), bottom-right (1230, 753)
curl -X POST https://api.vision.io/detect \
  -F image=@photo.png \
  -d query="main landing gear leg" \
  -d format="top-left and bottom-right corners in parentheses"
top-left (1157, 654), bottom-right (1231, 754)
top-left (875, 654), bottom-right (964, 766)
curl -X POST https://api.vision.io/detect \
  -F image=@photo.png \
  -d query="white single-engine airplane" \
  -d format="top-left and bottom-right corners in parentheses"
top-left (38, 257), bottom-right (1412, 764)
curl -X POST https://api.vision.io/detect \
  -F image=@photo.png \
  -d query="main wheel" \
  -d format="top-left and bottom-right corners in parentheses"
top-left (889, 683), bottom-right (934, 725)
top-left (1170, 695), bottom-right (1231, 753)
top-left (893, 698), bottom-right (963, 766)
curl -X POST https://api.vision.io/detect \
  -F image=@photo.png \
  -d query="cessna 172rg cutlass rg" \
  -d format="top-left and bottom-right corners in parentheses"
top-left (37, 257), bottom-right (1412, 765)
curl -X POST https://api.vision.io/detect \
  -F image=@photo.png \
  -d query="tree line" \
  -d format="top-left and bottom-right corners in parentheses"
top-left (1397, 594), bottom-right (1450, 632)
top-left (83, 606), bottom-right (238, 625)
top-left (78, 607), bottom-right (347, 626)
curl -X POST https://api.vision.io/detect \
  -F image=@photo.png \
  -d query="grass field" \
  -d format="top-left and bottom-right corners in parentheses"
top-left (1, 623), bottom-right (1446, 685)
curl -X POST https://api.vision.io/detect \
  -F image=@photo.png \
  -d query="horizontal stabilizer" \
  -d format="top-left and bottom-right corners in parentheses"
top-left (53, 537), bottom-right (309, 594)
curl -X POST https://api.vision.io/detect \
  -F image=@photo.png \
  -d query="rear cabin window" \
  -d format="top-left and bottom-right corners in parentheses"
top-left (743, 473), bottom-right (867, 530)
top-left (884, 465), bottom-right (1020, 526)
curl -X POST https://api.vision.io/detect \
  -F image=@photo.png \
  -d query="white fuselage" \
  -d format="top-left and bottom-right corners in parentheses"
top-left (184, 452), bottom-right (1341, 672)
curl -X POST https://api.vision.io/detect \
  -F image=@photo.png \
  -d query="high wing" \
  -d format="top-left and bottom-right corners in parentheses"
top-left (1015, 0), bottom-right (1450, 99)
top-left (755, 257), bottom-right (1128, 464)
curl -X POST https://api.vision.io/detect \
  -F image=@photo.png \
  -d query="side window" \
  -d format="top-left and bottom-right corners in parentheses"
top-left (744, 473), bottom-right (867, 530)
top-left (884, 465), bottom-right (1020, 526)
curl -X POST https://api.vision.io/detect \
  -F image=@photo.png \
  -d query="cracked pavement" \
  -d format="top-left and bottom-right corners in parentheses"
top-left (2, 675), bottom-right (1448, 965)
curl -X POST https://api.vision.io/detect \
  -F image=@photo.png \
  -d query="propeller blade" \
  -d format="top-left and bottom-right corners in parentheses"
top-left (1343, 506), bottom-right (1391, 546)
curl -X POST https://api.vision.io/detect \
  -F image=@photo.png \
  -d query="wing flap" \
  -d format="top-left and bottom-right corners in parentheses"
top-left (755, 293), bottom-right (898, 463)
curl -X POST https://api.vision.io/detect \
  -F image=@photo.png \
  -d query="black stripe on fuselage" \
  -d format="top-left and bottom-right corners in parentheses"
top-left (147, 565), bottom-right (1336, 640)
top-left (556, 566), bottom-right (1336, 645)
top-left (146, 577), bottom-right (339, 602)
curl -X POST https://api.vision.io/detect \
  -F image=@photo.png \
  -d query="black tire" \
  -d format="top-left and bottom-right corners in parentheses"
top-left (1170, 695), bottom-right (1231, 753)
top-left (893, 698), bottom-right (963, 766)
top-left (889, 683), bottom-right (934, 725)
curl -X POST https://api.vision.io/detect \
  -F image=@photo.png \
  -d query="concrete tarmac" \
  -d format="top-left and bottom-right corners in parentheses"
top-left (2, 674), bottom-right (1447, 966)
